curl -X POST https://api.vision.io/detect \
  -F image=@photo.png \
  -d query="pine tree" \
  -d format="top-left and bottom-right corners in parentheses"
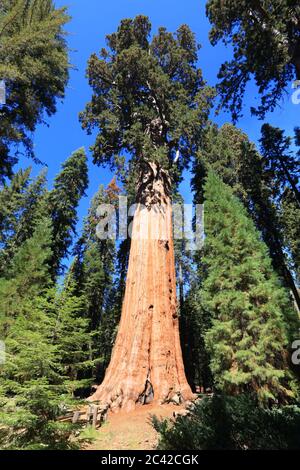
top-left (50, 265), bottom-right (92, 396)
top-left (0, 300), bottom-right (69, 449)
top-left (73, 183), bottom-right (120, 385)
top-left (0, 169), bottom-right (47, 274)
top-left (192, 123), bottom-right (300, 312)
top-left (0, 217), bottom-right (83, 449)
top-left (47, 148), bottom-right (88, 278)
top-left (0, 216), bottom-right (52, 335)
top-left (0, 148), bottom-right (89, 278)
top-left (280, 189), bottom-right (300, 281)
top-left (202, 172), bottom-right (299, 403)
top-left (259, 124), bottom-right (300, 282)
top-left (0, 168), bottom-right (31, 247)
top-left (206, 0), bottom-right (300, 119)
top-left (259, 124), bottom-right (300, 207)
top-left (0, 0), bottom-right (70, 179)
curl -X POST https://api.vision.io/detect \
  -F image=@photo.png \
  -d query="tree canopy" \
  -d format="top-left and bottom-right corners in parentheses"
top-left (0, 0), bottom-right (70, 180)
top-left (206, 0), bottom-right (300, 119)
top-left (80, 15), bottom-right (214, 185)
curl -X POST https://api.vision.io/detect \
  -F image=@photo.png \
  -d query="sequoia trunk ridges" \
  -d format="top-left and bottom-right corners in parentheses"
top-left (89, 162), bottom-right (193, 411)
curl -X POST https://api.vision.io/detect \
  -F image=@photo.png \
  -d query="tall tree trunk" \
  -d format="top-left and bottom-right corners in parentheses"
top-left (89, 162), bottom-right (193, 411)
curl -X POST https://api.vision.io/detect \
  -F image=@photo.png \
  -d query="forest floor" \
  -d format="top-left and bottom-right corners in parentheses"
top-left (82, 403), bottom-right (182, 450)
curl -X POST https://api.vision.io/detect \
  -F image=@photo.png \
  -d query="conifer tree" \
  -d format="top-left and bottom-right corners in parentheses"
top-left (0, 297), bottom-right (71, 449)
top-left (80, 16), bottom-right (214, 409)
top-left (259, 124), bottom-right (300, 282)
top-left (206, 0), bottom-right (300, 119)
top-left (47, 148), bottom-right (88, 278)
top-left (0, 0), bottom-right (70, 179)
top-left (0, 169), bottom-right (47, 273)
top-left (192, 123), bottom-right (300, 311)
top-left (0, 168), bottom-right (31, 248)
top-left (280, 189), bottom-right (300, 281)
top-left (259, 124), bottom-right (300, 207)
top-left (202, 172), bottom-right (299, 403)
top-left (50, 265), bottom-right (92, 396)
top-left (0, 217), bottom-right (82, 449)
top-left (0, 216), bottom-right (52, 335)
top-left (74, 183), bottom-right (120, 384)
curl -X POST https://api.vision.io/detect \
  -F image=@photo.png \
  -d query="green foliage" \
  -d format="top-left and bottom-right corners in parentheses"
top-left (192, 123), bottom-right (262, 206)
top-left (153, 395), bottom-right (300, 450)
top-left (50, 270), bottom-right (92, 395)
top-left (201, 172), bottom-right (298, 402)
top-left (206, 0), bottom-right (300, 119)
top-left (0, 168), bottom-right (31, 253)
top-left (0, 168), bottom-right (47, 273)
top-left (259, 123), bottom-right (299, 203)
top-left (47, 147), bottom-right (88, 278)
top-left (259, 124), bottom-right (300, 281)
top-left (0, 0), bottom-right (70, 179)
top-left (280, 188), bottom-right (300, 280)
top-left (180, 287), bottom-right (213, 392)
top-left (192, 123), bottom-right (300, 310)
top-left (0, 216), bottom-right (53, 335)
top-left (0, 294), bottom-right (82, 450)
top-left (80, 15), bottom-right (214, 183)
top-left (0, 215), bottom-right (82, 449)
top-left (73, 184), bottom-right (120, 384)
top-left (0, 148), bottom-right (88, 280)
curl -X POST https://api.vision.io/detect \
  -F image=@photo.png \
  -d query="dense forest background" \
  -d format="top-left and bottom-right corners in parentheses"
top-left (0, 0), bottom-right (300, 450)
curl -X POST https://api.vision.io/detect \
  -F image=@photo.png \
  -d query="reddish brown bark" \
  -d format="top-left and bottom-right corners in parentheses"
top-left (89, 163), bottom-right (193, 411)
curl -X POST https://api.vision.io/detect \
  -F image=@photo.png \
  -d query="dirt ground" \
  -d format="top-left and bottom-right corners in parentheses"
top-left (83, 403), bottom-right (182, 451)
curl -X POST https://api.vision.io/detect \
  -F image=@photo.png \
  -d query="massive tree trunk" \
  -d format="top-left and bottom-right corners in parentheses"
top-left (89, 162), bottom-right (193, 411)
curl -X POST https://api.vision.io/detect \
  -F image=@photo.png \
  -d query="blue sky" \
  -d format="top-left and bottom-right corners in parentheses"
top-left (20, 0), bottom-right (299, 233)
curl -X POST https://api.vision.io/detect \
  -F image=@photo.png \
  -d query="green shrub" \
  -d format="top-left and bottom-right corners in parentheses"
top-left (152, 395), bottom-right (300, 450)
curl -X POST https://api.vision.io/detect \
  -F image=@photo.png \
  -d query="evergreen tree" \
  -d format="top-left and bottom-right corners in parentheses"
top-left (0, 169), bottom-right (47, 273)
top-left (0, 168), bottom-right (31, 248)
top-left (80, 15), bottom-right (213, 409)
top-left (259, 124), bottom-right (300, 281)
top-left (153, 395), bottom-right (300, 450)
top-left (179, 234), bottom-right (213, 393)
top-left (259, 124), bottom-right (300, 207)
top-left (280, 188), bottom-right (300, 281)
top-left (0, 216), bottom-right (84, 449)
top-left (0, 148), bottom-right (89, 278)
top-left (206, 0), bottom-right (300, 119)
top-left (47, 148), bottom-right (88, 278)
top-left (0, 298), bottom-right (74, 450)
top-left (50, 265), bottom-right (92, 396)
top-left (201, 172), bottom-right (299, 403)
top-left (0, 0), bottom-right (70, 179)
top-left (0, 216), bottom-right (52, 335)
top-left (74, 183), bottom-right (119, 384)
top-left (192, 123), bottom-right (300, 311)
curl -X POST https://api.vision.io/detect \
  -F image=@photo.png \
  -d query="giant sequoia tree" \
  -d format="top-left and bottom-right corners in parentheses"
top-left (80, 16), bottom-right (214, 410)
top-left (206, 0), bottom-right (300, 119)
